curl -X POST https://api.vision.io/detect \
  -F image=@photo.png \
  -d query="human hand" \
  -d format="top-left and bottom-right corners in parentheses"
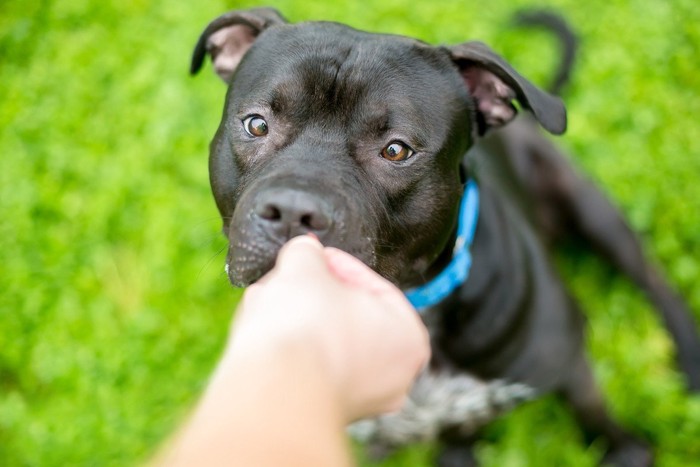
top-left (226, 235), bottom-right (431, 422)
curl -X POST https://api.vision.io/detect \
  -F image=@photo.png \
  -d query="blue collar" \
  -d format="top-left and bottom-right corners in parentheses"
top-left (404, 179), bottom-right (480, 312)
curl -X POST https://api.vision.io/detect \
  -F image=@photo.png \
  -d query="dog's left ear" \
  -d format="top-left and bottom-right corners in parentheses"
top-left (449, 41), bottom-right (566, 136)
top-left (190, 8), bottom-right (287, 83)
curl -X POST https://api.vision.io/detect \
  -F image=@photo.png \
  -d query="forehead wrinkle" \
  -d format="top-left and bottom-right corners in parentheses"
top-left (360, 89), bottom-right (432, 151)
top-left (358, 105), bottom-right (390, 138)
top-left (347, 46), bottom-right (457, 152)
top-left (269, 83), bottom-right (295, 115)
top-left (266, 52), bottom-right (369, 126)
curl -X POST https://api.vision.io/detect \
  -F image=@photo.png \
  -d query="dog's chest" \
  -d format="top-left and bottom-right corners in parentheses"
top-left (349, 369), bottom-right (537, 447)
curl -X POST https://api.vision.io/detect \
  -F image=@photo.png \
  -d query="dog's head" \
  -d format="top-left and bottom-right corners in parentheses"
top-left (191, 8), bottom-right (565, 287)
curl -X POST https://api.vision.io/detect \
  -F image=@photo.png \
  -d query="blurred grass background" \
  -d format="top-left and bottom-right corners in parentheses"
top-left (1, 0), bottom-right (699, 465)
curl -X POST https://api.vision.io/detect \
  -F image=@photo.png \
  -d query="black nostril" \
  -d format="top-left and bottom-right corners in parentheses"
top-left (253, 190), bottom-right (333, 237)
top-left (303, 211), bottom-right (330, 231)
top-left (300, 214), bottom-right (313, 228)
top-left (258, 203), bottom-right (282, 221)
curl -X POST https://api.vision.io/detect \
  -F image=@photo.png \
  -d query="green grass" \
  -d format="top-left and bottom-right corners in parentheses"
top-left (1, 0), bottom-right (699, 465)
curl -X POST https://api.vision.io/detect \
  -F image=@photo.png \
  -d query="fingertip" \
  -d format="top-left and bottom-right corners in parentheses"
top-left (274, 234), bottom-right (328, 277)
top-left (287, 234), bottom-right (324, 249)
top-left (277, 234), bottom-right (324, 260)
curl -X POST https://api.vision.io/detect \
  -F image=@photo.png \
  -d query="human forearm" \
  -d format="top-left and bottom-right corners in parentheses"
top-left (160, 340), bottom-right (352, 467)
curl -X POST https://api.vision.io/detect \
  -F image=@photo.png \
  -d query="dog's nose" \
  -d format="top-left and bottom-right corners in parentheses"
top-left (253, 189), bottom-right (332, 239)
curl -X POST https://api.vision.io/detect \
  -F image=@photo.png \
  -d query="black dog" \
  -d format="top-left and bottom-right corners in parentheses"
top-left (190, 8), bottom-right (700, 466)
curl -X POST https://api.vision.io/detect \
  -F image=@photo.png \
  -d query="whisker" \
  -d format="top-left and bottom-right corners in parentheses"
top-left (196, 243), bottom-right (228, 281)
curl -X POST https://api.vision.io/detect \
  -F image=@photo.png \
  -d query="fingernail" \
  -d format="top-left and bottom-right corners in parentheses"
top-left (287, 234), bottom-right (322, 249)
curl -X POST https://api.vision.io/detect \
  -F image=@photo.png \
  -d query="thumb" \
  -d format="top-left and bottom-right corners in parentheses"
top-left (272, 235), bottom-right (329, 280)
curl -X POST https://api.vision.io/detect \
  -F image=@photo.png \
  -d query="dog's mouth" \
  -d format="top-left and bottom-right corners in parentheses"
top-left (224, 236), bottom-right (282, 287)
top-left (223, 221), bottom-right (378, 287)
top-left (224, 238), bottom-right (378, 287)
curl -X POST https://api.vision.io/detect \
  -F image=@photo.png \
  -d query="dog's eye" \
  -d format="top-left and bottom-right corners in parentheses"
top-left (381, 141), bottom-right (413, 162)
top-left (243, 115), bottom-right (268, 137)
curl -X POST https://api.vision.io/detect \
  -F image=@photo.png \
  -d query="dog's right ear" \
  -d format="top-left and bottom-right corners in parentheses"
top-left (190, 8), bottom-right (287, 83)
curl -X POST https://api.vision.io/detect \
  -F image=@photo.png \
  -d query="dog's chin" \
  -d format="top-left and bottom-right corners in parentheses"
top-left (224, 236), bottom-right (379, 287)
top-left (226, 263), bottom-right (272, 287)
top-left (225, 247), bottom-right (279, 287)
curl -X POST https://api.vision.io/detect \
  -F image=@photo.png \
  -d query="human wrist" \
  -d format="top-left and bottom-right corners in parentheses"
top-left (161, 324), bottom-right (351, 467)
top-left (219, 327), bottom-right (350, 421)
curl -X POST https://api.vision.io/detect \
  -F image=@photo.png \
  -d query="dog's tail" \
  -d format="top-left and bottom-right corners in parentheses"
top-left (512, 10), bottom-right (578, 95)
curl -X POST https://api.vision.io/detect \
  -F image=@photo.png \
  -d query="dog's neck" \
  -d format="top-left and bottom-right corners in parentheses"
top-left (404, 180), bottom-right (480, 310)
top-left (425, 230), bottom-right (459, 279)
